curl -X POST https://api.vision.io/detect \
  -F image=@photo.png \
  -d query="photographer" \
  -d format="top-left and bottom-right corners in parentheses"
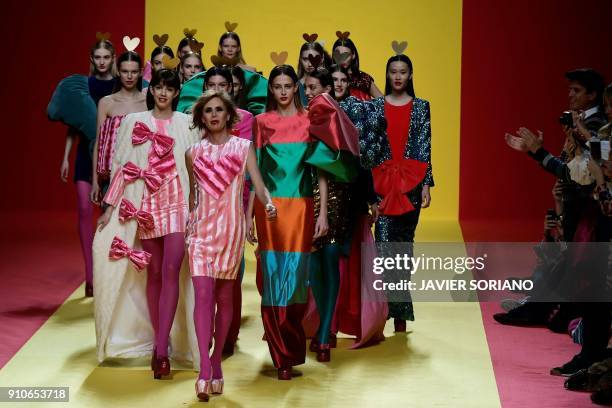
top-left (494, 208), bottom-right (566, 325)
top-left (505, 70), bottom-right (607, 242)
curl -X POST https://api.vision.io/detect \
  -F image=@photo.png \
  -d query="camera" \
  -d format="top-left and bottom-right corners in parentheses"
top-left (558, 111), bottom-right (573, 127)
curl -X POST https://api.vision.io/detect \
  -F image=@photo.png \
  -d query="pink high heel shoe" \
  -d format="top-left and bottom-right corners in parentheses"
top-left (211, 378), bottom-right (224, 395)
top-left (195, 378), bottom-right (212, 402)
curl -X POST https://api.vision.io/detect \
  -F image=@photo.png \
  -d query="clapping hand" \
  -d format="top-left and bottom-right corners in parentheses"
top-left (505, 127), bottom-right (543, 153)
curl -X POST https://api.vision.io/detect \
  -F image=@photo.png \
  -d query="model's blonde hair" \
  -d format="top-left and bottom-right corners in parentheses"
top-left (89, 40), bottom-right (117, 76)
top-left (191, 90), bottom-right (239, 131)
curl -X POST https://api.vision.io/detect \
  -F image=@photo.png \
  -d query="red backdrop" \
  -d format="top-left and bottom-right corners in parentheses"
top-left (0, 0), bottom-right (145, 211)
top-left (459, 0), bottom-right (612, 241)
top-left (2, 0), bottom-right (610, 241)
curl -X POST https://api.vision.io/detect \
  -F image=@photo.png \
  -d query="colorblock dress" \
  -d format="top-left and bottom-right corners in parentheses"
top-left (186, 136), bottom-right (251, 279)
top-left (254, 98), bottom-right (361, 367)
top-left (253, 110), bottom-right (314, 368)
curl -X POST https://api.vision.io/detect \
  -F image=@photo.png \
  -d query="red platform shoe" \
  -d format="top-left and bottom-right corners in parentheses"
top-left (317, 344), bottom-right (331, 362)
top-left (277, 367), bottom-right (292, 380)
top-left (153, 356), bottom-right (170, 379)
top-left (309, 338), bottom-right (319, 352)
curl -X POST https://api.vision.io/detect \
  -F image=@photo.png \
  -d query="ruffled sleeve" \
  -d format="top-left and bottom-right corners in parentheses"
top-left (241, 69), bottom-right (269, 115)
top-left (306, 94), bottom-right (360, 182)
top-left (47, 74), bottom-right (97, 146)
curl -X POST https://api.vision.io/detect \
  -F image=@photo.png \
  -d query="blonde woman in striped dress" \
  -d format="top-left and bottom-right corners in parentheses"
top-left (185, 90), bottom-right (276, 401)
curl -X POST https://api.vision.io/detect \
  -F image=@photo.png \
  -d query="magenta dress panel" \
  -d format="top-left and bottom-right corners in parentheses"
top-left (103, 118), bottom-right (188, 240)
top-left (186, 136), bottom-right (251, 279)
top-left (97, 115), bottom-right (125, 177)
top-left (234, 108), bottom-right (253, 210)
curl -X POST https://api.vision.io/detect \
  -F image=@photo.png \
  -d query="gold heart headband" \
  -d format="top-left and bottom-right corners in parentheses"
top-left (153, 33), bottom-right (169, 48)
top-left (270, 51), bottom-right (288, 66)
top-left (391, 40), bottom-right (408, 55)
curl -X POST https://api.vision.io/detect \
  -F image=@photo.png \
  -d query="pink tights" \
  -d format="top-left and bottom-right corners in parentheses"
top-left (76, 181), bottom-right (94, 285)
top-left (192, 276), bottom-right (234, 380)
top-left (140, 232), bottom-right (185, 358)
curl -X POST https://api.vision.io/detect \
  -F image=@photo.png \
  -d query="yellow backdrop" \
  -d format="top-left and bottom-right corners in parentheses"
top-left (146, 0), bottom-right (462, 223)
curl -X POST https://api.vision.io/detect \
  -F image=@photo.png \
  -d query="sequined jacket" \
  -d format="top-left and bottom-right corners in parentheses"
top-left (376, 96), bottom-right (433, 186)
top-left (340, 96), bottom-right (434, 187)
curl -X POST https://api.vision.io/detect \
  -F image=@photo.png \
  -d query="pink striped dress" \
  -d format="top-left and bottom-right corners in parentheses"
top-left (104, 117), bottom-right (188, 240)
top-left (97, 115), bottom-right (125, 178)
top-left (186, 136), bottom-right (251, 279)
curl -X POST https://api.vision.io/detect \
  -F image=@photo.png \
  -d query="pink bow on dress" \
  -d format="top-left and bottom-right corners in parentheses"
top-left (118, 198), bottom-right (155, 231)
top-left (193, 153), bottom-right (243, 199)
top-left (122, 161), bottom-right (163, 192)
top-left (132, 121), bottom-right (175, 157)
top-left (108, 236), bottom-right (152, 271)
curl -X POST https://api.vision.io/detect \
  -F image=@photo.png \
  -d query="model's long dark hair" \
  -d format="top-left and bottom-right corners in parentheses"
top-left (329, 64), bottom-right (350, 101)
top-left (176, 35), bottom-right (200, 56)
top-left (296, 42), bottom-right (332, 79)
top-left (151, 45), bottom-right (174, 62)
top-left (204, 66), bottom-right (234, 94)
top-left (384, 54), bottom-right (415, 97)
top-left (308, 67), bottom-right (333, 90)
top-left (230, 65), bottom-right (246, 107)
top-left (266, 65), bottom-right (304, 112)
top-left (113, 51), bottom-right (143, 92)
top-left (332, 38), bottom-right (360, 75)
top-left (146, 69), bottom-right (181, 110)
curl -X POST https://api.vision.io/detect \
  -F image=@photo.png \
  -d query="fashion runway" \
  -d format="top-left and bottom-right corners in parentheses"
top-left (0, 214), bottom-right (508, 407)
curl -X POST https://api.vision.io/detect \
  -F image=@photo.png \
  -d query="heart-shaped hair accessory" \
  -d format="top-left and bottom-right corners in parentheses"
top-left (162, 54), bottom-right (180, 70)
top-left (188, 38), bottom-right (204, 54)
top-left (153, 34), bottom-right (169, 47)
top-left (335, 31), bottom-right (350, 41)
top-left (225, 21), bottom-right (238, 32)
top-left (332, 48), bottom-right (350, 65)
top-left (302, 33), bottom-right (318, 43)
top-left (270, 51), bottom-right (288, 66)
top-left (210, 55), bottom-right (240, 67)
top-left (391, 40), bottom-right (408, 55)
top-left (307, 54), bottom-right (322, 69)
top-left (123, 36), bottom-right (140, 52)
top-left (96, 32), bottom-right (111, 42)
top-left (183, 28), bottom-right (197, 38)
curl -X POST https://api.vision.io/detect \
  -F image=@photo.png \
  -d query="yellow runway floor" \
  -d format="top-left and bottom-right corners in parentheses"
top-left (0, 221), bottom-right (501, 407)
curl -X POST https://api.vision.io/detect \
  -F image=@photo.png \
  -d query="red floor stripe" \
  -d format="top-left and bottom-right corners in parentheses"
top-left (0, 211), bottom-right (85, 369)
